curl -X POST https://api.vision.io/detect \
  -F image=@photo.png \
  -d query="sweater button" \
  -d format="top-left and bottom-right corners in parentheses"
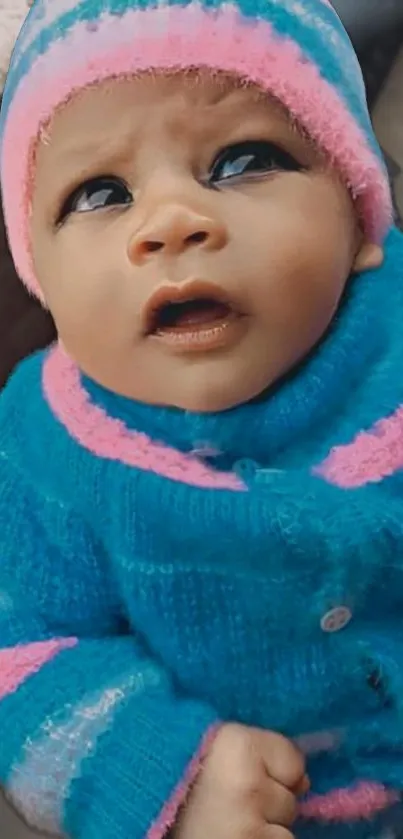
top-left (320, 606), bottom-right (352, 633)
top-left (234, 459), bottom-right (259, 480)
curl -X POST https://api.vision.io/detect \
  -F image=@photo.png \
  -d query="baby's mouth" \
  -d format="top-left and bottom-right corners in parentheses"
top-left (143, 280), bottom-right (245, 353)
top-left (152, 297), bottom-right (233, 332)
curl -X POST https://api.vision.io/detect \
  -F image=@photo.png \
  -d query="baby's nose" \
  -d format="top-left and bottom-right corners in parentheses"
top-left (128, 204), bottom-right (228, 265)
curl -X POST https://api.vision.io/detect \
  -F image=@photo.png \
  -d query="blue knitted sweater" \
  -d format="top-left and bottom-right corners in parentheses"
top-left (2, 228), bottom-right (403, 839)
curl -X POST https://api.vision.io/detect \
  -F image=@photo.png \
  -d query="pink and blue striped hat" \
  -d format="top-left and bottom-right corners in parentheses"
top-left (0, 0), bottom-right (393, 296)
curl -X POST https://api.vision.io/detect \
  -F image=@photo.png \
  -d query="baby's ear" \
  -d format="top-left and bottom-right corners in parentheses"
top-left (352, 242), bottom-right (384, 274)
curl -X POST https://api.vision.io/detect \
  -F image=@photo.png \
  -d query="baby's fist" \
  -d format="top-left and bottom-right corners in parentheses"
top-left (173, 723), bottom-right (308, 839)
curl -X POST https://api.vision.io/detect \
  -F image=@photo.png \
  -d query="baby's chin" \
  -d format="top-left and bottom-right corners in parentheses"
top-left (164, 354), bottom-right (311, 414)
top-left (70, 336), bottom-right (288, 414)
top-left (166, 374), bottom-right (276, 415)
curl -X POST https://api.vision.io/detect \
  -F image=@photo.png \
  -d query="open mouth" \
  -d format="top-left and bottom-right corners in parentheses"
top-left (150, 297), bottom-right (233, 334)
top-left (143, 281), bottom-right (244, 353)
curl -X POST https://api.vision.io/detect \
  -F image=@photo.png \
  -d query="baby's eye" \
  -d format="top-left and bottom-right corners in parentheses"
top-left (209, 140), bottom-right (303, 184)
top-left (59, 176), bottom-right (133, 220)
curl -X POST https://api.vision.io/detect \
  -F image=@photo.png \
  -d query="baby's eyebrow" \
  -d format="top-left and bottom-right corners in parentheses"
top-left (53, 136), bottom-right (125, 164)
top-left (47, 132), bottom-right (137, 180)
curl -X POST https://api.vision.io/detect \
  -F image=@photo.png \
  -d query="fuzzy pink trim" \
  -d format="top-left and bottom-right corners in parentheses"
top-left (299, 782), bottom-right (400, 822)
top-left (315, 405), bottom-right (403, 488)
top-left (0, 638), bottom-right (77, 700)
top-left (42, 344), bottom-right (244, 490)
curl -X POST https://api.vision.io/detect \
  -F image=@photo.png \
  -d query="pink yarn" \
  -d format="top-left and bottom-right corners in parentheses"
top-left (147, 725), bottom-right (220, 839)
top-left (316, 405), bottom-right (403, 488)
top-left (43, 343), bottom-right (403, 490)
top-left (1, 5), bottom-right (391, 297)
top-left (42, 344), bottom-right (244, 490)
top-left (0, 638), bottom-right (77, 700)
top-left (299, 781), bottom-right (400, 822)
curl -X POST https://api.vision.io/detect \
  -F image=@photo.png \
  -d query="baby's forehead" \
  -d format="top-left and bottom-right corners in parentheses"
top-left (38, 71), bottom-right (304, 169)
top-left (51, 70), bottom-right (290, 128)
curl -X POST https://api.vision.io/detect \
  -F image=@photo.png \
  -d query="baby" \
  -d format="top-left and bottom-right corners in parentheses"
top-left (1, 1), bottom-right (403, 838)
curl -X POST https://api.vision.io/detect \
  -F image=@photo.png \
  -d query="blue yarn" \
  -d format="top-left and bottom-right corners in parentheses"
top-left (0, 0), bottom-right (383, 163)
top-left (0, 229), bottom-right (403, 838)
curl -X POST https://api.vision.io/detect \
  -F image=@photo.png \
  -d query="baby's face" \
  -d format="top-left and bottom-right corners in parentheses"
top-left (32, 72), bottom-right (365, 412)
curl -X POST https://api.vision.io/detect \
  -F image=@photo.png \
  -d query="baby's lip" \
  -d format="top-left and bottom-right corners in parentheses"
top-left (142, 279), bottom-right (240, 336)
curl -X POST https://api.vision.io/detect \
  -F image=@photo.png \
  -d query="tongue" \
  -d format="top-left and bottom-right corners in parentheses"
top-left (161, 299), bottom-right (231, 330)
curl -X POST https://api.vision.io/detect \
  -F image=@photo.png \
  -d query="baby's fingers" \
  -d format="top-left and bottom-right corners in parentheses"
top-left (261, 778), bottom-right (297, 827)
top-left (260, 731), bottom-right (306, 792)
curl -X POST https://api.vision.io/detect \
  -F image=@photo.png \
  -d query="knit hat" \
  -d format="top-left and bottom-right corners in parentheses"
top-left (0, 0), bottom-right (393, 298)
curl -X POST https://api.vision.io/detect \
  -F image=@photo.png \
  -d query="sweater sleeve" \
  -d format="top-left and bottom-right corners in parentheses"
top-left (0, 457), bottom-right (219, 839)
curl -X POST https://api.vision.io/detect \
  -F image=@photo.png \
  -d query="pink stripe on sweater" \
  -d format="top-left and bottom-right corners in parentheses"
top-left (147, 725), bottom-right (220, 839)
top-left (0, 638), bottom-right (77, 701)
top-left (43, 344), bottom-right (403, 490)
top-left (42, 345), bottom-right (244, 490)
top-left (299, 782), bottom-right (400, 822)
top-left (1, 4), bottom-right (391, 297)
top-left (316, 405), bottom-right (403, 488)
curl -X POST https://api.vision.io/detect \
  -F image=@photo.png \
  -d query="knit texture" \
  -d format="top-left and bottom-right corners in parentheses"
top-left (0, 0), bottom-right (392, 298)
top-left (0, 227), bottom-right (403, 839)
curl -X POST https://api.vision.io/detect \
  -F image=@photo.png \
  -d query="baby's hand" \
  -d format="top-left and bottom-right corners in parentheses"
top-left (173, 723), bottom-right (308, 839)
